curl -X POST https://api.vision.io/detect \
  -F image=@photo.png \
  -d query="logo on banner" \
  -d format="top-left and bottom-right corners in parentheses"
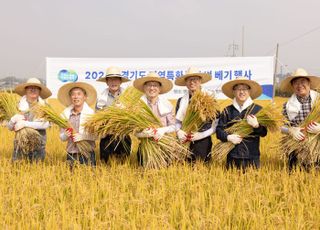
top-left (58, 69), bottom-right (78, 82)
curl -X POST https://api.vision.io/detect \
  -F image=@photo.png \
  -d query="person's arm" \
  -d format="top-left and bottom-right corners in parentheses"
top-left (216, 109), bottom-right (229, 142)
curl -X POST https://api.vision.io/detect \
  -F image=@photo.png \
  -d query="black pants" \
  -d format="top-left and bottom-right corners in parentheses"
top-left (188, 136), bottom-right (212, 163)
top-left (99, 135), bottom-right (131, 163)
top-left (288, 151), bottom-right (312, 172)
top-left (226, 155), bottom-right (260, 170)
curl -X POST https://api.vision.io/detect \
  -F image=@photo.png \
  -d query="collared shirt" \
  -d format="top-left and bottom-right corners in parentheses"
top-left (282, 94), bottom-right (311, 126)
top-left (67, 110), bottom-right (95, 153)
top-left (146, 98), bottom-right (175, 127)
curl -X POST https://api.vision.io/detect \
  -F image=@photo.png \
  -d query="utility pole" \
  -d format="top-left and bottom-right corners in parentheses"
top-left (228, 41), bottom-right (239, 57)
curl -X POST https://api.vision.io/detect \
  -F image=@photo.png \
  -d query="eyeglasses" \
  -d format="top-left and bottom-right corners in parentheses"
top-left (145, 83), bottom-right (160, 88)
top-left (233, 88), bottom-right (249, 92)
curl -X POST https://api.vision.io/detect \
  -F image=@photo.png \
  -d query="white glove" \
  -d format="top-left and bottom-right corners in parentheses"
top-left (227, 134), bottom-right (243, 145)
top-left (190, 132), bottom-right (204, 142)
top-left (10, 114), bottom-right (25, 123)
top-left (153, 127), bottom-right (168, 141)
top-left (14, 120), bottom-right (26, 131)
top-left (246, 114), bottom-right (259, 128)
top-left (288, 127), bottom-right (305, 141)
top-left (73, 133), bottom-right (84, 142)
top-left (177, 129), bottom-right (188, 143)
top-left (306, 121), bottom-right (320, 134)
top-left (135, 128), bottom-right (156, 138)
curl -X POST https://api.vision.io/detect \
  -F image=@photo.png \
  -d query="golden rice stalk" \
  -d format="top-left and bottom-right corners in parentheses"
top-left (84, 87), bottom-right (190, 169)
top-left (182, 90), bottom-right (219, 133)
top-left (280, 95), bottom-right (320, 164)
top-left (32, 103), bottom-right (93, 158)
top-left (212, 103), bottom-right (282, 162)
top-left (0, 92), bottom-right (20, 120)
top-left (0, 92), bottom-right (42, 154)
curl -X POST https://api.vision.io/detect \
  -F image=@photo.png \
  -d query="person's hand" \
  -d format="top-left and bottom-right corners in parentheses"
top-left (177, 129), bottom-right (188, 143)
top-left (14, 120), bottom-right (26, 131)
top-left (135, 127), bottom-right (156, 138)
top-left (288, 127), bottom-right (305, 141)
top-left (153, 127), bottom-right (168, 142)
top-left (227, 134), bottom-right (243, 145)
top-left (246, 114), bottom-right (259, 128)
top-left (65, 127), bottom-right (75, 141)
top-left (190, 131), bottom-right (206, 142)
top-left (10, 114), bottom-right (25, 123)
top-left (306, 121), bottom-right (320, 134)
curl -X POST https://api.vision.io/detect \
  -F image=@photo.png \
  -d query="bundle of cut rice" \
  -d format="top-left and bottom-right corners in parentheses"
top-left (181, 90), bottom-right (219, 135)
top-left (84, 87), bottom-right (190, 169)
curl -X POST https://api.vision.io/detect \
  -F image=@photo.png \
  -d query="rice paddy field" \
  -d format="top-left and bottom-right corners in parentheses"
top-left (0, 97), bottom-right (320, 229)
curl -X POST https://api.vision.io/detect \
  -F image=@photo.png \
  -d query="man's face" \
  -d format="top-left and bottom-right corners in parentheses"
top-left (25, 86), bottom-right (41, 102)
top-left (69, 88), bottom-right (87, 107)
top-left (185, 76), bottom-right (201, 92)
top-left (143, 81), bottom-right (161, 99)
top-left (291, 77), bottom-right (311, 97)
top-left (233, 84), bottom-right (250, 104)
top-left (106, 77), bottom-right (122, 92)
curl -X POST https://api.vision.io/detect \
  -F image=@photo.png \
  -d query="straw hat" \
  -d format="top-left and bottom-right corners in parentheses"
top-left (97, 66), bottom-right (130, 83)
top-left (133, 72), bottom-right (173, 94)
top-left (57, 82), bottom-right (97, 107)
top-left (222, 77), bottom-right (262, 99)
top-left (280, 68), bottom-right (320, 93)
top-left (175, 67), bottom-right (212, 86)
top-left (14, 78), bottom-right (52, 99)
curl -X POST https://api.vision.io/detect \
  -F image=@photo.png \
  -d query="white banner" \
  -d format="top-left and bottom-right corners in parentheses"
top-left (46, 57), bottom-right (275, 100)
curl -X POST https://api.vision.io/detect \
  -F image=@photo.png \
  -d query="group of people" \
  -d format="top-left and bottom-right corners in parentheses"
top-left (6, 66), bottom-right (320, 170)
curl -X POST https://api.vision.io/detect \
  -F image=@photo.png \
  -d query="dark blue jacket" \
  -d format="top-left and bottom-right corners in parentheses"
top-left (216, 103), bottom-right (267, 159)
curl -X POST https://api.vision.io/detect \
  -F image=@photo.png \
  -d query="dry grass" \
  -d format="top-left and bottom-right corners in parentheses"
top-left (0, 97), bottom-right (319, 229)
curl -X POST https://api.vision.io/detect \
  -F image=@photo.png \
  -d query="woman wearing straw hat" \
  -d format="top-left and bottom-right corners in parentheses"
top-left (8, 78), bottom-right (52, 162)
top-left (96, 66), bottom-right (131, 163)
top-left (175, 67), bottom-right (218, 163)
top-left (58, 82), bottom-right (97, 166)
top-left (280, 68), bottom-right (320, 171)
top-left (216, 77), bottom-right (267, 170)
top-left (133, 72), bottom-right (176, 165)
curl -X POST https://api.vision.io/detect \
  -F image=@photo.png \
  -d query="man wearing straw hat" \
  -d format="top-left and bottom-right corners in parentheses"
top-left (96, 66), bottom-right (131, 163)
top-left (8, 78), bottom-right (52, 162)
top-left (133, 72), bottom-right (176, 165)
top-left (216, 77), bottom-right (267, 169)
top-left (175, 67), bottom-right (218, 163)
top-left (280, 68), bottom-right (320, 170)
top-left (58, 82), bottom-right (97, 166)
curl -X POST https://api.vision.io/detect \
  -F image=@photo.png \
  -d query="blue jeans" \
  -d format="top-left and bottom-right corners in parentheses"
top-left (12, 147), bottom-right (45, 162)
top-left (67, 152), bottom-right (96, 167)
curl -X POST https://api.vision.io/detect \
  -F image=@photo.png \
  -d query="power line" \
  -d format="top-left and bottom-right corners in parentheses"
top-left (264, 25), bottom-right (320, 55)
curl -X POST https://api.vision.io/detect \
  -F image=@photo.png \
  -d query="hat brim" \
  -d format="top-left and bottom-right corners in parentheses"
top-left (280, 75), bottom-right (320, 93)
top-left (57, 82), bottom-right (97, 107)
top-left (97, 74), bottom-right (130, 83)
top-left (222, 79), bottom-right (262, 99)
top-left (133, 77), bottom-right (173, 94)
top-left (174, 73), bottom-right (212, 86)
top-left (14, 83), bottom-right (52, 99)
